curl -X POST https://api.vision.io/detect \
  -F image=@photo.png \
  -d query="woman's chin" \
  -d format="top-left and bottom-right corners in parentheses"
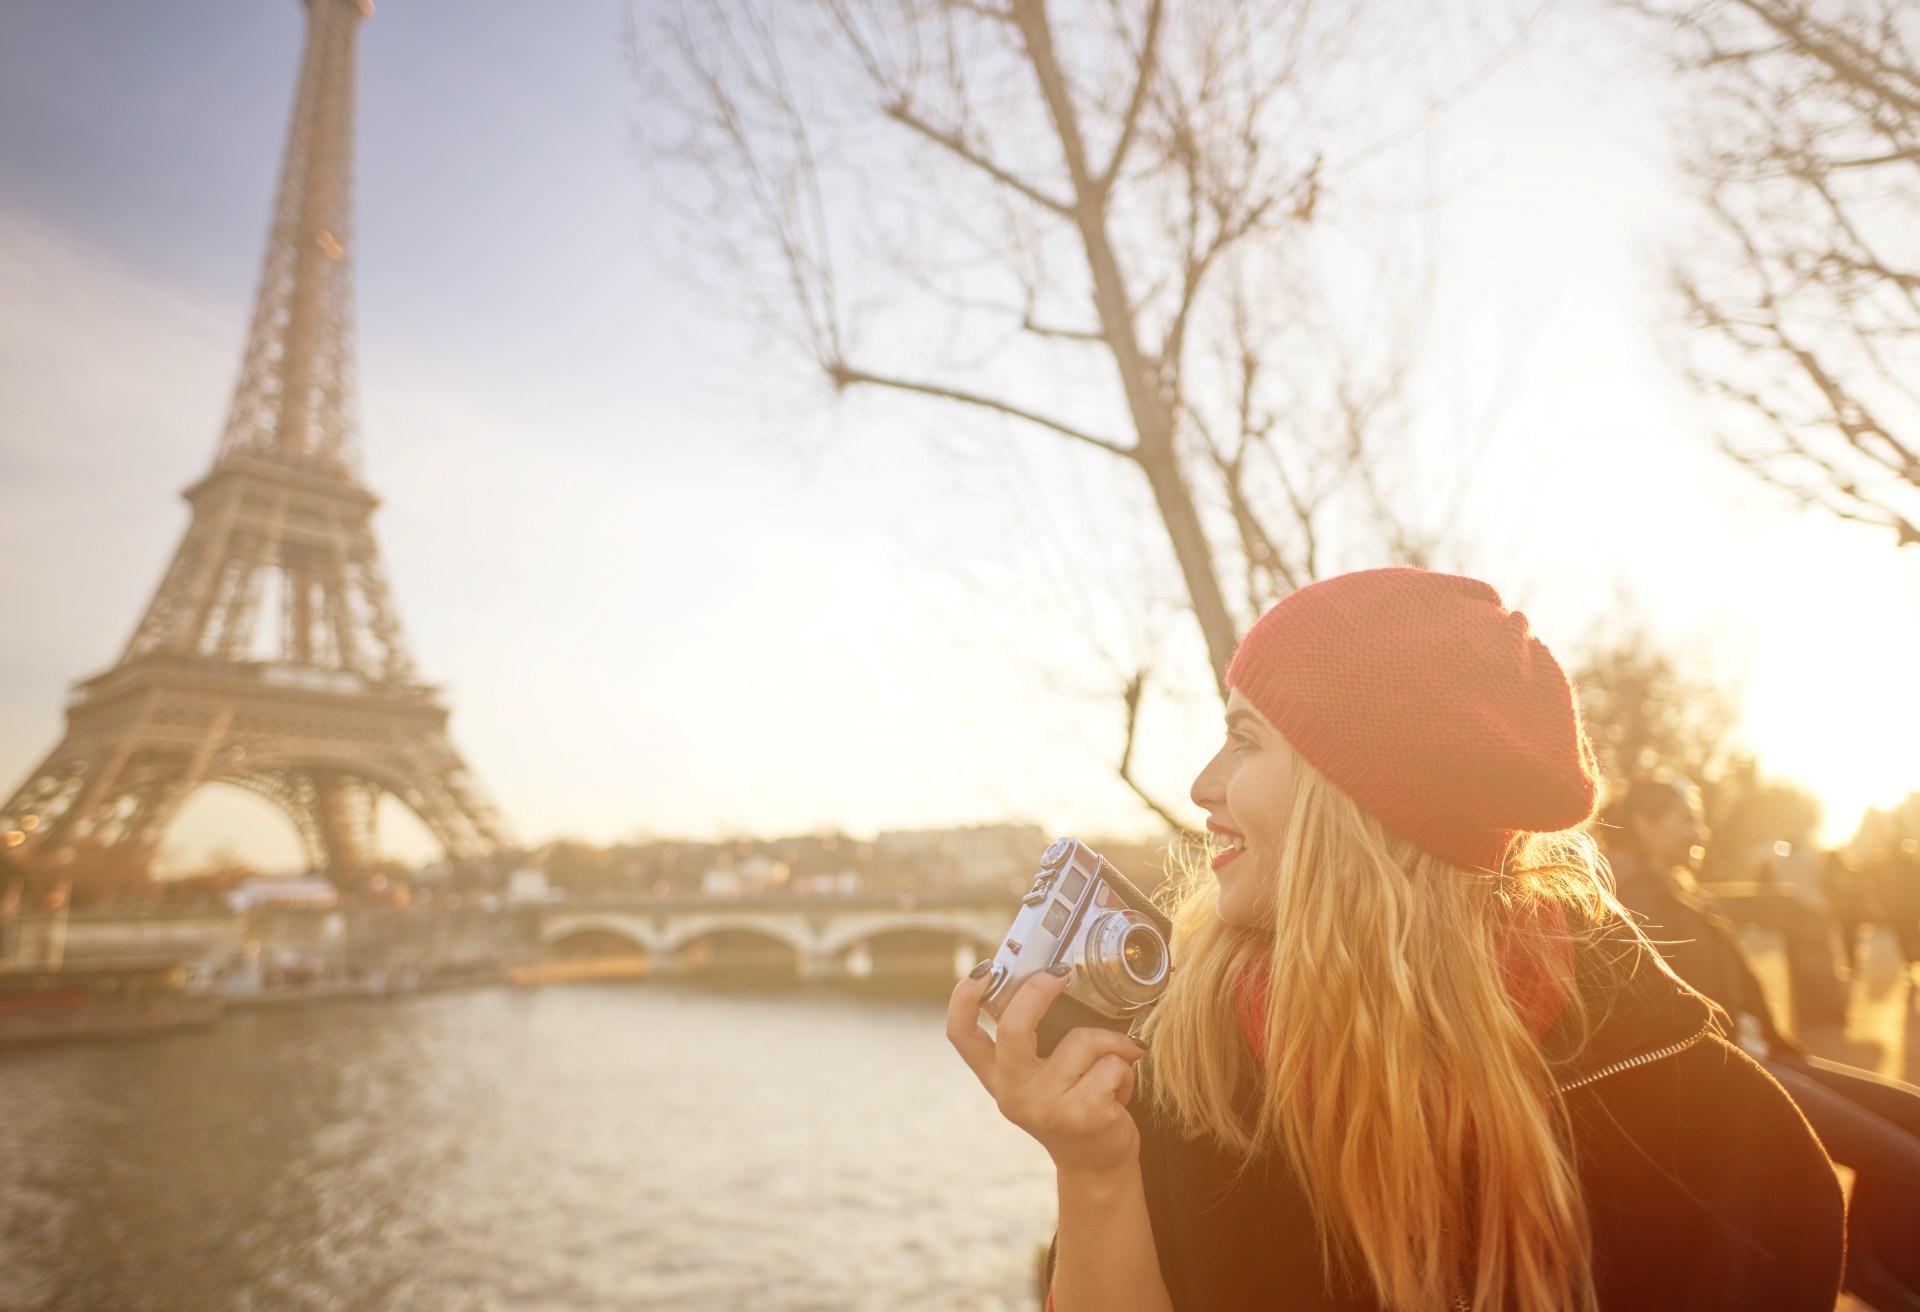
top-left (1212, 885), bottom-right (1262, 929)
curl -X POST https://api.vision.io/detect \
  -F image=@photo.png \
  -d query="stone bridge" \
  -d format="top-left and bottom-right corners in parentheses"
top-left (533, 891), bottom-right (1017, 980)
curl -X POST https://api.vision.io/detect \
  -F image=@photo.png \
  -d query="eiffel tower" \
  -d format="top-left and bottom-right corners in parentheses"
top-left (1, 0), bottom-right (508, 884)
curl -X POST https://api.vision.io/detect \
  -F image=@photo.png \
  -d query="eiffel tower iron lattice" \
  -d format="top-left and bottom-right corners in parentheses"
top-left (1, 0), bottom-right (509, 882)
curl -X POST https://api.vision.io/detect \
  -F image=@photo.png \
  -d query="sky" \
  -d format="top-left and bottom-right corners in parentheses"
top-left (3, 0), bottom-right (1918, 874)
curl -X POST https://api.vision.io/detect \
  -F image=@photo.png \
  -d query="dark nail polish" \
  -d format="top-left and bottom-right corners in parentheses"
top-left (968, 960), bottom-right (992, 980)
top-left (1047, 965), bottom-right (1071, 977)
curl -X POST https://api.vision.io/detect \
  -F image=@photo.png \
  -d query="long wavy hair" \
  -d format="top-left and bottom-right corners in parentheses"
top-left (1140, 752), bottom-right (1618, 1312)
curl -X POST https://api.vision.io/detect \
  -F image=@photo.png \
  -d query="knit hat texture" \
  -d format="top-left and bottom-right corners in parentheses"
top-left (1225, 567), bottom-right (1599, 873)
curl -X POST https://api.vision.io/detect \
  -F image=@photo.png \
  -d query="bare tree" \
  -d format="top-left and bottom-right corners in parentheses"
top-left (1573, 616), bottom-right (1742, 797)
top-left (631, 0), bottom-right (1528, 821)
top-left (1637, 0), bottom-right (1920, 544)
top-left (1572, 616), bottom-right (1821, 880)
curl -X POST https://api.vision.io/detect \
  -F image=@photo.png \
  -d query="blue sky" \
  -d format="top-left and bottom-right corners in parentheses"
top-left (4, 0), bottom-right (1919, 872)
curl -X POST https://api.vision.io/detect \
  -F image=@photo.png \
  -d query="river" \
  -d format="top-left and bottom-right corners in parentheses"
top-left (0, 985), bottom-right (1055, 1311)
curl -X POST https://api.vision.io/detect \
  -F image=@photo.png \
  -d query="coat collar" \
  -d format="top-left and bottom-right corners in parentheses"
top-left (1541, 912), bottom-right (1718, 1092)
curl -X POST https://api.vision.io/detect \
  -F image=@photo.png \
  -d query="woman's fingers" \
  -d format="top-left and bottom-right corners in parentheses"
top-left (1069, 1053), bottom-right (1139, 1116)
top-left (991, 966), bottom-right (1074, 1072)
top-left (954, 967), bottom-right (1149, 1161)
top-left (1010, 1053), bottom-right (1139, 1143)
top-left (946, 967), bottom-right (998, 1083)
top-left (1034, 1026), bottom-right (1148, 1096)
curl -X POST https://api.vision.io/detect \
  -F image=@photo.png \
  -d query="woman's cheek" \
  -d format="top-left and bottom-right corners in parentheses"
top-left (1216, 845), bottom-right (1282, 928)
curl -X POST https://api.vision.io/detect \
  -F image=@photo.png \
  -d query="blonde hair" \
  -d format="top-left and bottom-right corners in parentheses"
top-left (1141, 753), bottom-right (1616, 1312)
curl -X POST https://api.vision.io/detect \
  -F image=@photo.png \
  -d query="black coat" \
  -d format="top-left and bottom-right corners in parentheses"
top-left (1609, 854), bottom-right (1793, 1051)
top-left (1124, 929), bottom-right (1845, 1311)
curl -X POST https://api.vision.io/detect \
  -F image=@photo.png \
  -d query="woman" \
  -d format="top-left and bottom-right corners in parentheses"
top-left (1608, 778), bottom-right (1920, 1310)
top-left (948, 568), bottom-right (1843, 1312)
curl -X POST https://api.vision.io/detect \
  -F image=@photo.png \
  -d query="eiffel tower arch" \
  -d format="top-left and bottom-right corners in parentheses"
top-left (1, 0), bottom-right (509, 884)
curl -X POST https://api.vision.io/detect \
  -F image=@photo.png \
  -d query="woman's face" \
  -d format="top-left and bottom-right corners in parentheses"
top-left (1190, 689), bottom-right (1297, 928)
top-left (1631, 795), bottom-right (1703, 873)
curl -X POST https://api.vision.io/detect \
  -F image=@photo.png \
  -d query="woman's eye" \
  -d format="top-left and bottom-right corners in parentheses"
top-left (1228, 731), bottom-right (1253, 751)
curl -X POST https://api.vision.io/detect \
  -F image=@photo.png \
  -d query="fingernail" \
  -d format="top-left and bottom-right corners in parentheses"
top-left (967, 960), bottom-right (993, 980)
top-left (1047, 965), bottom-right (1071, 977)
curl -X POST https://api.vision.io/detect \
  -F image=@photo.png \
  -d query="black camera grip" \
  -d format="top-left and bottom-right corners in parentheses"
top-left (1034, 989), bottom-right (1139, 1057)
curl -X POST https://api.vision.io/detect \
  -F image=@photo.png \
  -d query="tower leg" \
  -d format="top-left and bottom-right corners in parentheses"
top-left (313, 769), bottom-right (370, 880)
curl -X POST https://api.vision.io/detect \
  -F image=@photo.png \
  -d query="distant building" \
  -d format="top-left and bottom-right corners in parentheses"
top-left (228, 876), bottom-right (340, 912)
top-left (794, 871), bottom-right (862, 896)
top-left (701, 855), bottom-right (790, 898)
top-left (505, 867), bottom-right (558, 905)
top-left (873, 823), bottom-right (1050, 886)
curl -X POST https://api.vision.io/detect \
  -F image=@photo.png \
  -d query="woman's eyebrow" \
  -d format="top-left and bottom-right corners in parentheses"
top-left (1226, 709), bottom-right (1261, 736)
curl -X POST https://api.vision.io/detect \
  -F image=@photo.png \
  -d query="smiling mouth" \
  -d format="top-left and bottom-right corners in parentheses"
top-left (1210, 831), bottom-right (1246, 872)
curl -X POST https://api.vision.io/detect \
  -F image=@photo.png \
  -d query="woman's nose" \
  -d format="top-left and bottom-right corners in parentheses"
top-left (1191, 752), bottom-right (1224, 809)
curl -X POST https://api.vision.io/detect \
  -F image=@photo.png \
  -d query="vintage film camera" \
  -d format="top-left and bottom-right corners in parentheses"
top-left (980, 838), bottom-right (1173, 1056)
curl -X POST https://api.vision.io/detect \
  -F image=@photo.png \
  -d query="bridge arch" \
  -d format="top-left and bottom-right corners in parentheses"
top-left (655, 916), bottom-right (811, 958)
top-left (671, 924), bottom-right (807, 979)
top-left (547, 926), bottom-right (651, 960)
top-left (540, 913), bottom-right (662, 954)
top-left (527, 901), bottom-right (1018, 984)
top-left (814, 912), bottom-right (1005, 960)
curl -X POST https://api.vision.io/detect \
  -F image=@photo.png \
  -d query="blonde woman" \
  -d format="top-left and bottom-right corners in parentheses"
top-left (948, 569), bottom-right (1844, 1312)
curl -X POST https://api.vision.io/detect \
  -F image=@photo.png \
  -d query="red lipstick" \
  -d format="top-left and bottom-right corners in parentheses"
top-left (1207, 820), bottom-right (1244, 872)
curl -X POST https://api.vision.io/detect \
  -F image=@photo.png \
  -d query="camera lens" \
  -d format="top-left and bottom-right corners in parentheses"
top-left (1082, 911), bottom-right (1170, 1009)
top-left (1121, 925), bottom-right (1165, 984)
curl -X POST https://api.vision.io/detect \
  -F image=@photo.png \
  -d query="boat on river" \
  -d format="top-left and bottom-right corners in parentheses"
top-left (0, 958), bottom-right (224, 1045)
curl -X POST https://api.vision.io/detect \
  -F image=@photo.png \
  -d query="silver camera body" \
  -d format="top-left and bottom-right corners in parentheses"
top-left (981, 838), bottom-right (1173, 1055)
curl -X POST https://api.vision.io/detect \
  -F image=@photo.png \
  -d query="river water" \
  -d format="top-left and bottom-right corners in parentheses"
top-left (0, 985), bottom-right (1055, 1311)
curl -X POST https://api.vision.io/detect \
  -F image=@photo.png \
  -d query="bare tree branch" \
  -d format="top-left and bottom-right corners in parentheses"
top-left (881, 100), bottom-right (1076, 215)
top-left (1118, 670), bottom-right (1195, 834)
top-left (824, 360), bottom-right (1135, 456)
top-left (1019, 313), bottom-right (1107, 343)
top-left (1637, 0), bottom-right (1920, 545)
top-left (1097, 0), bottom-right (1165, 188)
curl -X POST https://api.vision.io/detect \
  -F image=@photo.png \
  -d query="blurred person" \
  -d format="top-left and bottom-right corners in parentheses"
top-left (1871, 844), bottom-right (1920, 984)
top-left (1823, 849), bottom-right (1875, 979)
top-left (949, 569), bottom-right (1843, 1312)
top-left (1608, 778), bottom-right (1920, 1310)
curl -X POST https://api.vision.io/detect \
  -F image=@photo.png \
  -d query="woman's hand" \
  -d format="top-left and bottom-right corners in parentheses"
top-left (947, 964), bottom-right (1149, 1177)
top-left (951, 966), bottom-right (1174, 1312)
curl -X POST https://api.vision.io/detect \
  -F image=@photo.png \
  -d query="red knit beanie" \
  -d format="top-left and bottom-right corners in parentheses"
top-left (1224, 567), bottom-right (1599, 873)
